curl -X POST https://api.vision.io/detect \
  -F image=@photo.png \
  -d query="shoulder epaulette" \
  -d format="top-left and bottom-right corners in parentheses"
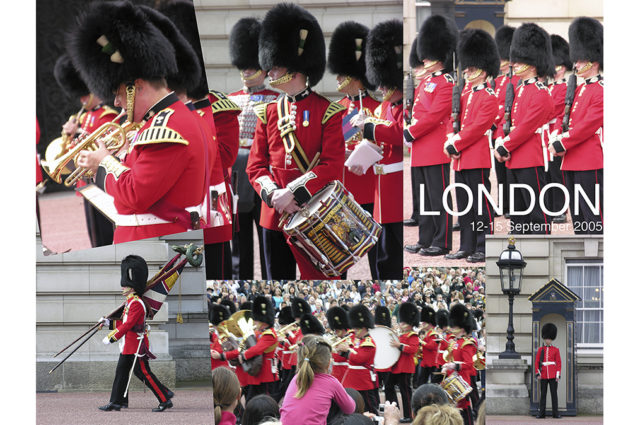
top-left (407, 331), bottom-right (418, 338)
top-left (134, 110), bottom-right (189, 146)
top-left (444, 74), bottom-right (455, 83)
top-left (535, 81), bottom-right (547, 90)
top-left (253, 102), bottom-right (269, 124)
top-left (485, 87), bottom-right (496, 96)
top-left (360, 336), bottom-right (375, 348)
top-left (209, 90), bottom-right (241, 114)
top-left (322, 101), bottom-right (346, 125)
top-left (461, 337), bottom-right (478, 348)
top-left (99, 106), bottom-right (119, 119)
top-left (262, 329), bottom-right (276, 338)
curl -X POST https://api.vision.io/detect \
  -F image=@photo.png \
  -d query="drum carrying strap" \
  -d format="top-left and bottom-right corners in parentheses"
top-left (277, 96), bottom-right (310, 173)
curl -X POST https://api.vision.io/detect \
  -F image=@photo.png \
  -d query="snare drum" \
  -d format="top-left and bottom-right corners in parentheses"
top-left (441, 373), bottom-right (473, 404)
top-left (283, 180), bottom-right (381, 277)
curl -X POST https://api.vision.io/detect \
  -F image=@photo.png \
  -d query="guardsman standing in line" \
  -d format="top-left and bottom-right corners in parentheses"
top-left (228, 17), bottom-right (280, 279)
top-left (403, 15), bottom-right (458, 257)
top-left (431, 309), bottom-right (450, 385)
top-left (494, 23), bottom-right (553, 235)
top-left (209, 303), bottom-right (231, 371)
top-left (417, 305), bottom-right (438, 386)
top-left (388, 302), bottom-right (420, 421)
top-left (245, 3), bottom-right (346, 280)
top-left (328, 21), bottom-right (379, 278)
top-left (337, 304), bottom-right (378, 414)
top-left (350, 19), bottom-right (404, 279)
top-left (443, 29), bottom-right (500, 263)
top-left (72, 1), bottom-right (207, 244)
top-left (326, 306), bottom-right (353, 383)
top-left (549, 17), bottom-right (603, 235)
top-left (535, 323), bottom-right (562, 419)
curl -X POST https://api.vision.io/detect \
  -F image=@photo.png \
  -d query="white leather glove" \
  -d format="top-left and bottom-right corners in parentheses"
top-left (99, 317), bottom-right (110, 327)
top-left (349, 111), bottom-right (366, 129)
top-left (102, 336), bottom-right (111, 345)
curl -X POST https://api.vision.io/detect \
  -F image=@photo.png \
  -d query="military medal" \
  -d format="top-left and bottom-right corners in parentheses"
top-left (303, 110), bottom-right (309, 127)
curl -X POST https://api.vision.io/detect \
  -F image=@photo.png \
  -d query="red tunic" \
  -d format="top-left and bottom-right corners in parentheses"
top-left (492, 74), bottom-right (521, 140)
top-left (420, 329), bottom-right (440, 368)
top-left (445, 337), bottom-right (476, 409)
top-left (108, 294), bottom-right (149, 355)
top-left (224, 328), bottom-right (280, 385)
top-left (436, 331), bottom-right (454, 367)
top-left (331, 331), bottom-right (355, 382)
top-left (392, 331), bottom-right (419, 374)
top-left (210, 330), bottom-right (230, 370)
top-left (534, 344), bottom-right (562, 379)
top-left (207, 91), bottom-right (240, 170)
top-left (99, 93), bottom-right (207, 243)
top-left (339, 93), bottom-right (379, 205)
top-left (281, 329), bottom-right (301, 370)
top-left (549, 80), bottom-right (567, 134)
top-left (341, 335), bottom-right (377, 391)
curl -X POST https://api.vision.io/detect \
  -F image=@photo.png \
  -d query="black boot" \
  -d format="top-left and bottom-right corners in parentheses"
top-left (152, 400), bottom-right (173, 412)
top-left (98, 402), bottom-right (121, 411)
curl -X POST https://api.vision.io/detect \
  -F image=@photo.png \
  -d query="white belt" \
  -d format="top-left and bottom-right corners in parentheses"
top-left (542, 361), bottom-right (556, 366)
top-left (283, 350), bottom-right (295, 355)
top-left (115, 203), bottom-right (205, 227)
top-left (348, 365), bottom-right (369, 370)
top-left (333, 362), bottom-right (348, 366)
top-left (239, 138), bottom-right (253, 148)
top-left (438, 350), bottom-right (448, 354)
top-left (210, 181), bottom-right (227, 194)
top-left (374, 161), bottom-right (403, 175)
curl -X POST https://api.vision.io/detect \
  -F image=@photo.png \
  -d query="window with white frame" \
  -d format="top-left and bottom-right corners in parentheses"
top-left (565, 260), bottom-right (603, 347)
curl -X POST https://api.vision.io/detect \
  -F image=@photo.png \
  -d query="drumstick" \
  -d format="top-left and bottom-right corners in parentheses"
top-left (278, 152), bottom-right (322, 229)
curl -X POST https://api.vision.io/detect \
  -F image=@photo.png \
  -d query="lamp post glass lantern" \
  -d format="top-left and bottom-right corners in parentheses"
top-left (497, 237), bottom-right (527, 359)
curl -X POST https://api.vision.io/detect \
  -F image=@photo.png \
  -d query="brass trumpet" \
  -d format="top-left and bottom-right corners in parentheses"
top-left (276, 322), bottom-right (299, 338)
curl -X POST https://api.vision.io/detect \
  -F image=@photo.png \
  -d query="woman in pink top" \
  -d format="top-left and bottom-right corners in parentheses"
top-left (280, 335), bottom-right (356, 425)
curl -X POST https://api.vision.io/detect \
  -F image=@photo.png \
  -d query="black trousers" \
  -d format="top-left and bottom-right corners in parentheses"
top-left (205, 241), bottom-right (232, 279)
top-left (358, 389), bottom-right (379, 415)
top-left (262, 228), bottom-right (296, 280)
top-left (417, 365), bottom-right (435, 387)
top-left (454, 168), bottom-right (493, 254)
top-left (494, 155), bottom-right (510, 215)
top-left (278, 366), bottom-right (296, 402)
top-left (246, 381), bottom-right (279, 404)
top-left (83, 199), bottom-right (114, 248)
top-left (506, 166), bottom-right (550, 234)
top-left (360, 203), bottom-right (378, 279)
top-left (539, 378), bottom-right (559, 416)
top-left (563, 169), bottom-right (603, 234)
top-left (545, 156), bottom-right (565, 215)
top-left (469, 374), bottom-right (480, 415)
top-left (232, 194), bottom-right (267, 280)
top-left (410, 166), bottom-right (420, 221)
top-left (414, 164), bottom-right (453, 249)
top-left (460, 405), bottom-right (474, 425)
top-left (375, 222), bottom-right (403, 280)
top-left (385, 373), bottom-right (412, 418)
top-left (109, 354), bottom-right (170, 405)
top-left (431, 371), bottom-right (444, 385)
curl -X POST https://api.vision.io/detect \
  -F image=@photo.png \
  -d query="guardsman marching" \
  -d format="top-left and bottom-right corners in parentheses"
top-left (276, 305), bottom-right (297, 401)
top-left (337, 304), bottom-right (378, 414)
top-left (299, 313), bottom-right (325, 336)
top-left (549, 17), bottom-right (603, 235)
top-left (418, 305), bottom-right (438, 386)
top-left (374, 305), bottom-right (393, 404)
top-left (443, 29), bottom-right (500, 263)
top-left (535, 323), bottom-right (562, 418)
top-left (71, 1), bottom-right (207, 244)
top-left (326, 306), bottom-right (353, 383)
top-left (431, 308), bottom-right (450, 385)
top-left (228, 17), bottom-right (280, 279)
top-left (245, 3), bottom-right (346, 280)
top-left (350, 19), bottom-right (404, 279)
top-left (328, 21), bottom-right (380, 278)
top-left (403, 15), bottom-right (458, 258)
top-left (209, 303), bottom-right (231, 371)
top-left (494, 23), bottom-right (554, 234)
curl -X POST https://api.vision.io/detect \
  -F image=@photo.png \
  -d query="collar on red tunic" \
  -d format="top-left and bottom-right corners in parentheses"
top-left (193, 97), bottom-right (212, 110)
top-left (142, 92), bottom-right (179, 122)
top-left (244, 84), bottom-right (266, 94)
top-left (286, 87), bottom-right (311, 103)
top-left (585, 74), bottom-right (603, 84)
top-left (347, 90), bottom-right (370, 102)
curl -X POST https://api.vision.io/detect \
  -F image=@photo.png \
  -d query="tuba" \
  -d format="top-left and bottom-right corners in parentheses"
top-left (222, 310), bottom-right (262, 376)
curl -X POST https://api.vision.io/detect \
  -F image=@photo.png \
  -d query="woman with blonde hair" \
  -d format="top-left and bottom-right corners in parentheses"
top-left (413, 404), bottom-right (464, 425)
top-left (212, 367), bottom-right (241, 425)
top-left (280, 335), bottom-right (356, 425)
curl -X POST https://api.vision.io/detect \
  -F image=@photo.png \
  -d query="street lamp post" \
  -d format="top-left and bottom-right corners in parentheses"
top-left (497, 237), bottom-right (527, 359)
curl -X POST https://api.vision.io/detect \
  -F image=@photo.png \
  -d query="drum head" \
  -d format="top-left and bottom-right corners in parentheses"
top-left (285, 181), bottom-right (338, 230)
top-left (369, 325), bottom-right (400, 370)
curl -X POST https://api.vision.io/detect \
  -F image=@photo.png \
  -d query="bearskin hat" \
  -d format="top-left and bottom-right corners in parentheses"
top-left (458, 28), bottom-right (500, 78)
top-left (541, 323), bottom-right (557, 340)
top-left (340, 304), bottom-right (350, 312)
top-left (220, 298), bottom-right (237, 315)
top-left (240, 301), bottom-right (253, 312)
top-left (66, 0), bottom-right (178, 101)
top-left (510, 23), bottom-right (553, 75)
top-left (421, 306), bottom-right (437, 326)
top-left (349, 303), bottom-right (374, 329)
top-left (230, 17), bottom-right (262, 71)
top-left (252, 296), bottom-right (275, 327)
top-left (209, 302), bottom-right (230, 326)
top-left (120, 255), bottom-right (148, 296)
top-left (154, 0), bottom-right (209, 99)
top-left (259, 3), bottom-right (325, 87)
top-left (299, 313), bottom-right (325, 335)
top-left (409, 38), bottom-right (421, 69)
top-left (569, 17), bottom-right (603, 68)
top-left (328, 21), bottom-right (374, 90)
top-left (449, 303), bottom-right (472, 334)
top-left (551, 34), bottom-right (572, 71)
top-left (416, 15), bottom-right (458, 72)
top-left (365, 19), bottom-right (403, 90)
top-left (495, 25), bottom-right (515, 61)
top-left (436, 309), bottom-right (449, 329)
top-left (374, 305), bottom-right (391, 327)
top-left (292, 297), bottom-right (311, 319)
top-left (327, 306), bottom-right (349, 331)
top-left (53, 54), bottom-right (90, 98)
top-left (279, 305), bottom-right (294, 326)
top-left (399, 302), bottom-right (420, 327)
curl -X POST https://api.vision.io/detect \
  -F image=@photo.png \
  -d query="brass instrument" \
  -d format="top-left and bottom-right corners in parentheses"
top-left (473, 352), bottom-right (486, 371)
top-left (221, 310), bottom-right (262, 376)
top-left (325, 334), bottom-right (351, 349)
top-left (276, 322), bottom-right (299, 338)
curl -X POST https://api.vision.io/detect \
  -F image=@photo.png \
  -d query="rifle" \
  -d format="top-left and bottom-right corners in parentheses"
top-left (404, 72), bottom-right (415, 126)
top-left (562, 73), bottom-right (578, 132)
top-left (502, 65), bottom-right (515, 137)
top-left (451, 52), bottom-right (463, 134)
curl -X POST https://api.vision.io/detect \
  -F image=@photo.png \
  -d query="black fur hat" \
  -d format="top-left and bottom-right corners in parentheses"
top-left (259, 3), bottom-right (325, 87)
top-left (155, 0), bottom-right (209, 99)
top-left (300, 313), bottom-right (325, 335)
top-left (349, 304), bottom-right (374, 329)
top-left (551, 34), bottom-right (572, 71)
top-left (409, 38), bottom-right (421, 69)
top-left (458, 28), bottom-right (500, 78)
top-left (209, 303), bottom-right (230, 326)
top-left (328, 21), bottom-right (374, 90)
top-left (399, 302), bottom-right (420, 327)
top-left (139, 3), bottom-right (202, 97)
top-left (292, 297), bottom-right (311, 319)
top-left (374, 305), bottom-right (391, 327)
top-left (416, 15), bottom-right (458, 72)
top-left (327, 306), bottom-right (349, 331)
top-left (541, 323), bottom-right (557, 340)
top-left (495, 25), bottom-right (515, 61)
top-left (279, 305), bottom-right (294, 326)
top-left (421, 306), bottom-right (437, 326)
top-left (220, 298), bottom-right (237, 314)
top-left (240, 301), bottom-right (253, 312)
top-left (436, 309), bottom-right (449, 329)
top-left (66, 0), bottom-right (178, 101)
top-left (53, 54), bottom-right (90, 98)
top-left (120, 255), bottom-right (148, 296)
top-left (365, 19), bottom-right (403, 90)
top-left (252, 296), bottom-right (275, 327)
top-left (509, 23), bottom-right (553, 75)
top-left (449, 303), bottom-right (472, 334)
top-left (230, 17), bottom-right (262, 70)
top-left (569, 17), bottom-right (603, 68)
